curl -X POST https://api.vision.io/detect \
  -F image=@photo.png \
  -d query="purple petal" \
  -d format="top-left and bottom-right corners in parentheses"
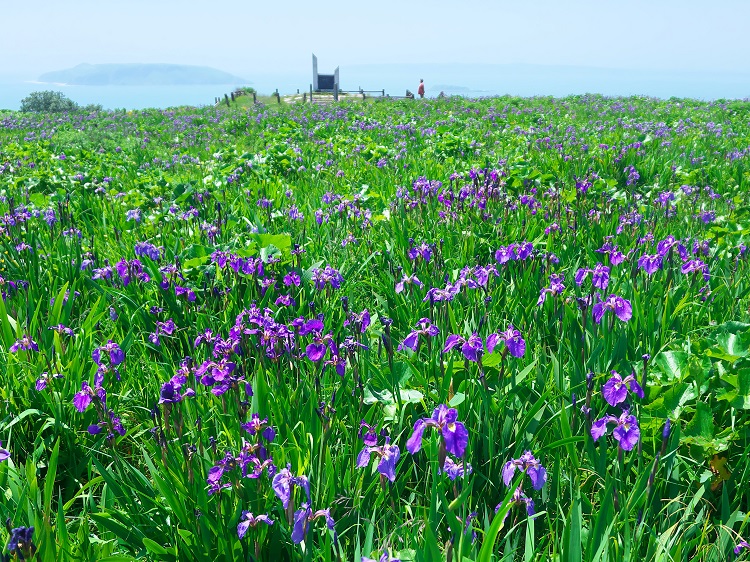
top-left (87, 424), bottom-right (103, 435)
top-left (207, 465), bottom-right (225, 485)
top-left (442, 421), bottom-right (468, 458)
top-left (613, 415), bottom-right (640, 451)
top-left (401, 332), bottom-right (419, 351)
top-left (485, 333), bottom-right (499, 355)
top-left (527, 465), bottom-right (547, 490)
top-left (237, 520), bottom-right (251, 540)
top-left (443, 334), bottom-right (463, 353)
top-left (627, 378), bottom-right (645, 399)
top-left (502, 460), bottom-right (516, 486)
top-left (73, 392), bottom-right (92, 413)
top-left (356, 447), bottom-right (372, 468)
top-left (291, 507), bottom-right (309, 544)
top-left (590, 416), bottom-right (611, 441)
top-left (305, 342), bottom-right (326, 362)
top-left (592, 303), bottom-right (605, 324)
top-left (109, 347), bottom-right (125, 365)
top-left (613, 297), bottom-right (632, 322)
top-left (377, 445), bottom-right (400, 482)
top-left (272, 471), bottom-right (291, 508)
top-left (602, 377), bottom-right (627, 407)
top-left (406, 419), bottom-right (427, 454)
top-left (507, 335), bottom-right (526, 358)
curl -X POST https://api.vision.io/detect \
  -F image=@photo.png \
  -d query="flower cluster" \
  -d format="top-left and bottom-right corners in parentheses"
top-left (356, 421), bottom-right (401, 482)
top-left (407, 405), bottom-right (468, 468)
top-left (590, 371), bottom-right (643, 451)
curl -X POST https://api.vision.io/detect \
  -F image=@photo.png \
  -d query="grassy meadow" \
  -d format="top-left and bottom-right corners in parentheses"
top-left (0, 94), bottom-right (750, 561)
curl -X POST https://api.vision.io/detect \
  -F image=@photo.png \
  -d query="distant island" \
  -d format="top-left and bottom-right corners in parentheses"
top-left (38, 63), bottom-right (247, 86)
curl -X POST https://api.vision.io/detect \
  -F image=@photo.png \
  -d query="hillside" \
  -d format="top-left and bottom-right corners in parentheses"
top-left (38, 63), bottom-right (247, 86)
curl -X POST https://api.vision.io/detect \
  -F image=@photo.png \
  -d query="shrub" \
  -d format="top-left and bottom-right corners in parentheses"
top-left (20, 90), bottom-right (80, 113)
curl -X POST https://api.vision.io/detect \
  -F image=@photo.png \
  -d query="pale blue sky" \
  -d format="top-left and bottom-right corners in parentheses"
top-left (2, 0), bottom-right (749, 79)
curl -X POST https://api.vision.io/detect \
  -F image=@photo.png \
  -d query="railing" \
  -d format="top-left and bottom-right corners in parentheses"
top-left (215, 85), bottom-right (417, 107)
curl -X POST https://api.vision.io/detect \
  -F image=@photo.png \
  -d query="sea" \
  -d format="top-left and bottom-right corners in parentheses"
top-left (2, 65), bottom-right (749, 111)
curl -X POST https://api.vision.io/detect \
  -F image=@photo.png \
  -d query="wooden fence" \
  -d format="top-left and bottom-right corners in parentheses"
top-left (215, 85), bottom-right (416, 107)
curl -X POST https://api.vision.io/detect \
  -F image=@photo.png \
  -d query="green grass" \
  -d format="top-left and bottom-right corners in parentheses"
top-left (0, 94), bottom-right (748, 561)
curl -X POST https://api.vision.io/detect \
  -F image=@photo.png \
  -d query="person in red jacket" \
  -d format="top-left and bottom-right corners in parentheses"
top-left (417, 79), bottom-right (425, 98)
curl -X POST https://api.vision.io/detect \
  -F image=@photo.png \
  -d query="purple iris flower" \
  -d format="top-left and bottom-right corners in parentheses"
top-left (592, 294), bottom-right (632, 324)
top-left (344, 309), bottom-right (371, 333)
top-left (312, 265), bottom-right (344, 290)
top-left (358, 421), bottom-right (379, 446)
top-left (207, 451), bottom-right (237, 493)
top-left (9, 335), bottom-right (39, 353)
top-left (158, 375), bottom-right (195, 404)
top-left (681, 259), bottom-right (710, 280)
top-left (237, 512), bottom-right (273, 539)
top-left (324, 342), bottom-right (347, 376)
top-left (395, 273), bottom-right (423, 294)
top-left (362, 551), bottom-right (401, 562)
top-left (92, 340), bottom-right (125, 366)
top-left (601, 370), bottom-right (644, 406)
top-left (537, 273), bottom-right (566, 305)
top-left (356, 437), bottom-right (401, 482)
top-left (574, 268), bottom-right (588, 286)
top-left (517, 242), bottom-right (534, 260)
top-left (399, 318), bottom-right (439, 352)
top-left (502, 451), bottom-right (547, 491)
top-left (406, 404), bottom-right (469, 461)
top-left (610, 250), bottom-right (626, 266)
top-left (6, 526), bottom-right (36, 560)
top-left (486, 325), bottom-right (526, 358)
top-left (495, 486), bottom-right (535, 522)
top-left (575, 263), bottom-right (610, 289)
top-left (495, 244), bottom-right (518, 264)
top-left (291, 504), bottom-right (336, 544)
top-left (591, 263), bottom-right (610, 289)
top-left (657, 235), bottom-right (678, 257)
top-left (443, 333), bottom-right (484, 362)
top-left (408, 242), bottom-right (432, 262)
top-left (174, 286), bottom-right (196, 301)
top-left (0, 441), bottom-right (9, 462)
top-left (48, 324), bottom-right (75, 337)
top-left (300, 319), bottom-right (332, 362)
top-left (272, 466), bottom-right (310, 509)
top-left (439, 456), bottom-right (472, 480)
top-left (35, 372), bottom-right (63, 391)
top-left (283, 271), bottom-right (301, 286)
top-left (591, 411), bottom-right (641, 451)
top-left (637, 254), bottom-right (663, 276)
top-left (735, 540), bottom-right (750, 555)
top-left (73, 381), bottom-right (105, 413)
top-left (241, 413), bottom-right (276, 442)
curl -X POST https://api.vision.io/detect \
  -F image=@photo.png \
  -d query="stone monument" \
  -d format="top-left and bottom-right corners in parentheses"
top-left (312, 54), bottom-right (339, 93)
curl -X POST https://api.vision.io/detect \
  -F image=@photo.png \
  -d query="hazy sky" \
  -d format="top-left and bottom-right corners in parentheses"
top-left (2, 0), bottom-right (749, 78)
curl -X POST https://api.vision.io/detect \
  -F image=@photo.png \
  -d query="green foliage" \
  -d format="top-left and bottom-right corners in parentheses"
top-left (0, 94), bottom-right (749, 561)
top-left (18, 90), bottom-right (103, 114)
top-left (19, 90), bottom-right (80, 113)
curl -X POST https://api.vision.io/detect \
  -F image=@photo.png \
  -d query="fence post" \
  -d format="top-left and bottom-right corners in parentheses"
top-left (334, 83), bottom-right (339, 102)
top-left (303, 92), bottom-right (307, 103)
top-left (382, 89), bottom-right (385, 97)
top-left (224, 94), bottom-right (230, 107)
top-left (310, 84), bottom-right (313, 103)
top-left (253, 92), bottom-right (257, 104)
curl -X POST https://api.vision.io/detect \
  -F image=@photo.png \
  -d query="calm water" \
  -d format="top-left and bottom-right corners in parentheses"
top-left (2, 65), bottom-right (749, 111)
top-left (0, 81), bottom-right (249, 111)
